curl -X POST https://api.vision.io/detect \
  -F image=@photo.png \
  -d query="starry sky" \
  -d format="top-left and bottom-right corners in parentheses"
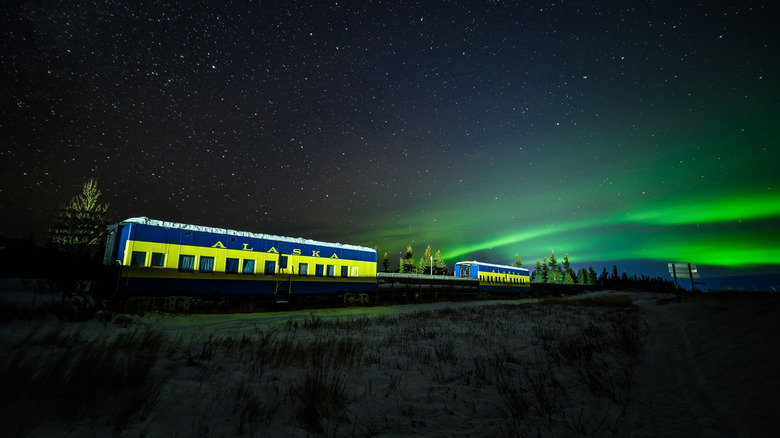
top-left (2, 1), bottom-right (778, 284)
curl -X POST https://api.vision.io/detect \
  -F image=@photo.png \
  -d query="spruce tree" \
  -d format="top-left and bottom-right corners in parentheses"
top-left (382, 252), bottom-right (390, 273)
top-left (562, 254), bottom-right (575, 284)
top-left (577, 267), bottom-right (588, 285)
top-left (533, 260), bottom-right (544, 283)
top-left (433, 250), bottom-right (447, 275)
top-left (599, 267), bottom-right (609, 286)
top-left (399, 246), bottom-right (415, 273)
top-left (588, 266), bottom-right (597, 285)
top-left (48, 178), bottom-right (110, 258)
top-left (419, 245), bottom-right (433, 274)
top-left (47, 178), bottom-right (110, 312)
top-left (547, 251), bottom-right (560, 284)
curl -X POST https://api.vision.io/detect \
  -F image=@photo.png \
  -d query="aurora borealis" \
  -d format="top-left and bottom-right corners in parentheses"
top-left (2, 1), bottom-right (778, 285)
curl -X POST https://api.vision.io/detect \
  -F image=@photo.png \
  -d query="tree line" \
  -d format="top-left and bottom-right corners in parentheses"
top-left (380, 246), bottom-right (676, 292)
top-left (531, 251), bottom-right (596, 285)
top-left (531, 250), bottom-right (677, 291)
top-left (380, 245), bottom-right (448, 275)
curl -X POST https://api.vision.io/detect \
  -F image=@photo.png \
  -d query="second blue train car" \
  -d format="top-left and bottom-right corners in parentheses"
top-left (453, 260), bottom-right (530, 294)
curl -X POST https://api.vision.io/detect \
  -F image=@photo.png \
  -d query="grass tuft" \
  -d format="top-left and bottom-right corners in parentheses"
top-left (0, 326), bottom-right (168, 436)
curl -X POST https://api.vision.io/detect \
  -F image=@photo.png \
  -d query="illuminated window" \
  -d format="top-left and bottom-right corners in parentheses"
top-left (243, 259), bottom-right (255, 274)
top-left (299, 263), bottom-right (308, 276)
top-left (151, 252), bottom-right (165, 267)
top-left (199, 256), bottom-right (214, 272)
top-left (131, 251), bottom-right (146, 266)
top-left (327, 265), bottom-right (335, 277)
top-left (179, 255), bottom-right (195, 272)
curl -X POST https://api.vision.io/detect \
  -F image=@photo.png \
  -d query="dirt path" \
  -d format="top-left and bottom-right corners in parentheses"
top-left (630, 298), bottom-right (741, 438)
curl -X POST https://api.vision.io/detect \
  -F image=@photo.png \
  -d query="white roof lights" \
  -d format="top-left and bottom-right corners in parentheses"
top-left (121, 217), bottom-right (376, 253)
top-left (455, 260), bottom-right (529, 272)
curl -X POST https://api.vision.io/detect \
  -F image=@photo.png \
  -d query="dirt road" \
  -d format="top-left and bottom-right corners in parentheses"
top-left (630, 293), bottom-right (778, 437)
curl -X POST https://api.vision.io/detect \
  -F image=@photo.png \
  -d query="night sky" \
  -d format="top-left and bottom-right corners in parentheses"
top-left (2, 1), bottom-right (778, 283)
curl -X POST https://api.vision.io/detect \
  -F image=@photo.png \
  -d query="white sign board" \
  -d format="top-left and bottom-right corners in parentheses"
top-left (668, 263), bottom-right (699, 279)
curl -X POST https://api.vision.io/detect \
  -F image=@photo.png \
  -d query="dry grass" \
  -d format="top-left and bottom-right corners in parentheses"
top-left (1, 298), bottom-right (647, 437)
top-left (0, 325), bottom-right (168, 436)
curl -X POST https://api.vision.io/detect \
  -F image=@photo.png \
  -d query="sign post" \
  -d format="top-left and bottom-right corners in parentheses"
top-left (668, 262), bottom-right (704, 298)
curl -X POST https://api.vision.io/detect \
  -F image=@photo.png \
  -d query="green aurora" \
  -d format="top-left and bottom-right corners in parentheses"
top-left (354, 124), bottom-right (779, 278)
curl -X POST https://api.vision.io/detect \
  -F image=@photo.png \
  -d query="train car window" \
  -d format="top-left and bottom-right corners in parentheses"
top-left (131, 251), bottom-right (146, 267)
top-left (341, 266), bottom-right (349, 277)
top-left (264, 260), bottom-right (275, 275)
top-left (199, 256), bottom-right (215, 272)
top-left (225, 258), bottom-right (239, 274)
top-left (315, 264), bottom-right (324, 276)
top-left (351, 267), bottom-right (359, 276)
top-left (327, 265), bottom-right (335, 277)
top-left (243, 259), bottom-right (256, 274)
top-left (280, 255), bottom-right (288, 269)
top-left (299, 263), bottom-right (308, 276)
top-left (179, 255), bottom-right (195, 272)
top-left (151, 252), bottom-right (165, 267)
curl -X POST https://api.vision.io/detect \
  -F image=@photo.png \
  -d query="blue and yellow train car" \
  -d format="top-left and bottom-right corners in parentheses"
top-left (453, 260), bottom-right (530, 294)
top-left (104, 217), bottom-right (377, 303)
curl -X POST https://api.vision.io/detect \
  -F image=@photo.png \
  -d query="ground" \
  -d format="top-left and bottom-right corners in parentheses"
top-left (1, 288), bottom-right (776, 437)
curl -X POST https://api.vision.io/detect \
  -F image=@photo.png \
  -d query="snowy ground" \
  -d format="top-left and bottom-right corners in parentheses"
top-left (1, 287), bottom-right (777, 437)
